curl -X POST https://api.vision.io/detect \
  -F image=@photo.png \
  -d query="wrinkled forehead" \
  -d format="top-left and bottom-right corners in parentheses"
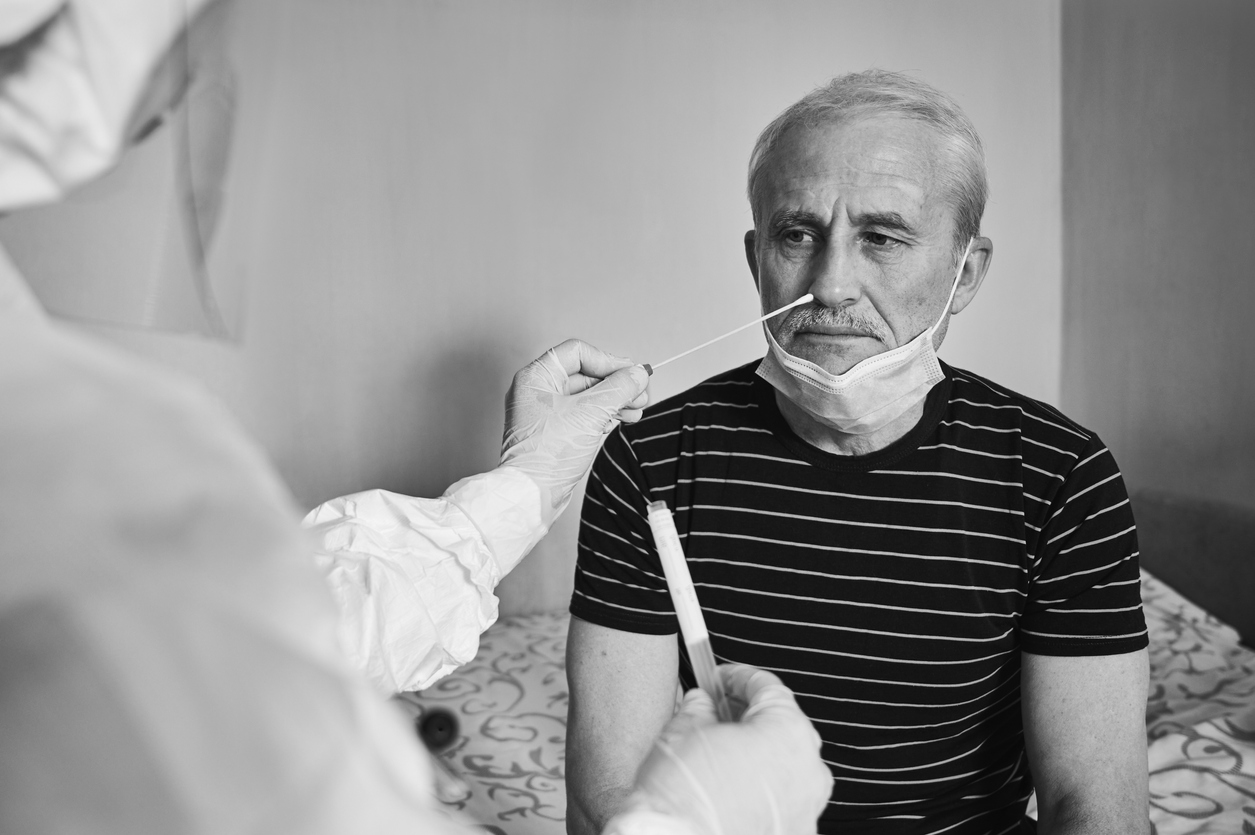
top-left (755, 114), bottom-right (958, 231)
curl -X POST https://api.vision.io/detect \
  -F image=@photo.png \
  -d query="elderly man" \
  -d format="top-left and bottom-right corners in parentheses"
top-left (565, 71), bottom-right (1150, 835)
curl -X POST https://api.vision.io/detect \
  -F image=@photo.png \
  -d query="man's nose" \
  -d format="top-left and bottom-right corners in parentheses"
top-left (806, 240), bottom-right (863, 309)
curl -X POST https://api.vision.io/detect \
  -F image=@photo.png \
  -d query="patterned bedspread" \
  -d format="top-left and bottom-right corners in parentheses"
top-left (1142, 574), bottom-right (1255, 834)
top-left (396, 613), bottom-right (569, 835)
top-left (398, 572), bottom-right (1255, 835)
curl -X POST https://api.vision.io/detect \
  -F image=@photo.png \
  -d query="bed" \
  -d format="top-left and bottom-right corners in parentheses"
top-left (395, 492), bottom-right (1255, 835)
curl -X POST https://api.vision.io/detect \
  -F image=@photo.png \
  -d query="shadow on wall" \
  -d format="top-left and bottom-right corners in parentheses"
top-left (391, 343), bottom-right (514, 502)
top-left (399, 339), bottom-right (583, 616)
top-left (1132, 489), bottom-right (1255, 646)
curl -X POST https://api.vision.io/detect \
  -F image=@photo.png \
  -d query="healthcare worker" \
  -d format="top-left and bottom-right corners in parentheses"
top-left (0, 2), bottom-right (833, 834)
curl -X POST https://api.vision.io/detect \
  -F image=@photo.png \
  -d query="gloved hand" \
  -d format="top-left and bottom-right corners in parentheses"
top-left (611, 665), bottom-right (833, 835)
top-left (500, 338), bottom-right (650, 515)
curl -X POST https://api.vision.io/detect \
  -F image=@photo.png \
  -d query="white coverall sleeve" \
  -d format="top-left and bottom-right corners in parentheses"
top-left (0, 313), bottom-right (473, 835)
top-left (305, 465), bottom-right (550, 694)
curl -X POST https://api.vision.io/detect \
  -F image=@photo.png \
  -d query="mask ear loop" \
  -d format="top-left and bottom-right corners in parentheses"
top-left (930, 237), bottom-right (974, 335)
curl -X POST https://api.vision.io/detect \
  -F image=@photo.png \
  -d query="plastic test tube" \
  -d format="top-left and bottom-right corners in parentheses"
top-left (646, 500), bottom-right (734, 722)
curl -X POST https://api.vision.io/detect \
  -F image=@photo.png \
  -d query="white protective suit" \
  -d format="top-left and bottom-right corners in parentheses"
top-left (306, 473), bottom-right (553, 694)
top-left (0, 251), bottom-right (462, 834)
top-left (0, 0), bottom-right (576, 699)
top-left (0, 3), bottom-right (833, 834)
top-left (0, 1), bottom-right (552, 829)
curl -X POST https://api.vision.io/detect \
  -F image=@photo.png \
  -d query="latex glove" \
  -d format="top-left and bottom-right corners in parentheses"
top-left (500, 338), bottom-right (650, 516)
top-left (611, 665), bottom-right (833, 835)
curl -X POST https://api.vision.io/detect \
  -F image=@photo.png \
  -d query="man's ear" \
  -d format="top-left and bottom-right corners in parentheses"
top-left (744, 230), bottom-right (759, 291)
top-left (950, 236), bottom-right (993, 316)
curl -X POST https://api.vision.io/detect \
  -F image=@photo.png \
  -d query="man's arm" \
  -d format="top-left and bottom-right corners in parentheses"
top-left (1020, 650), bottom-right (1150, 835)
top-left (566, 617), bottom-right (679, 835)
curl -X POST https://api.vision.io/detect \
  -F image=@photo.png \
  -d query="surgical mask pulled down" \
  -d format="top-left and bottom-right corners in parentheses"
top-left (756, 240), bottom-right (973, 435)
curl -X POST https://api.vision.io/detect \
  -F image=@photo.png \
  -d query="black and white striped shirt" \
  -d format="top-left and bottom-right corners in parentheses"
top-left (570, 361), bottom-right (1147, 835)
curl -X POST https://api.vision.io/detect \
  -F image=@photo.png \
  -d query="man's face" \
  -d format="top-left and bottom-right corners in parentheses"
top-left (746, 114), bottom-right (965, 376)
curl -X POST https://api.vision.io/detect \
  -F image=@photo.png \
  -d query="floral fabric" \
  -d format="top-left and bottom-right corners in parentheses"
top-left (399, 572), bottom-right (1255, 835)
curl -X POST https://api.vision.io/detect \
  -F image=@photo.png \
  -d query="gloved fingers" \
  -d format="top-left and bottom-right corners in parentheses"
top-left (803, 753), bottom-right (837, 823)
top-left (720, 664), bottom-right (824, 749)
top-left (722, 662), bottom-right (788, 723)
top-left (564, 372), bottom-right (601, 395)
top-left (632, 674), bottom-right (833, 835)
top-left (615, 407), bottom-right (644, 424)
top-left (0, 0), bottom-right (64, 44)
top-left (577, 365), bottom-right (650, 415)
top-left (545, 338), bottom-right (636, 382)
top-left (514, 338), bottom-right (642, 400)
top-left (731, 672), bottom-right (834, 831)
top-left (655, 686), bottom-right (718, 748)
top-left (559, 369), bottom-right (652, 399)
top-left (720, 664), bottom-right (795, 710)
top-left (514, 354), bottom-right (618, 402)
top-left (528, 348), bottom-right (568, 392)
top-left (678, 685), bottom-right (718, 720)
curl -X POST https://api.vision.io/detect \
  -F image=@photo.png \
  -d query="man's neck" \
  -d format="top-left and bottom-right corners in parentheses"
top-left (774, 390), bottom-right (928, 457)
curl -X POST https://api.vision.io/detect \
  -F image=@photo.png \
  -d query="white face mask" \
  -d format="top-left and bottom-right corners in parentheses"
top-left (756, 240), bottom-right (972, 436)
top-left (0, 0), bottom-right (219, 212)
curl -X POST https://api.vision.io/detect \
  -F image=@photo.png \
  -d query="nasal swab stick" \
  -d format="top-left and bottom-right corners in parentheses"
top-left (644, 294), bottom-right (813, 375)
top-left (646, 500), bottom-right (734, 722)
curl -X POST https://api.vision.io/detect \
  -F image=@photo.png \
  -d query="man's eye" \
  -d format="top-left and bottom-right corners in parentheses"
top-left (863, 232), bottom-right (901, 248)
top-left (783, 229), bottom-right (813, 244)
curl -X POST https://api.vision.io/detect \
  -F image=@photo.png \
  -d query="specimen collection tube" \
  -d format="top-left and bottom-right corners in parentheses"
top-left (646, 500), bottom-right (733, 722)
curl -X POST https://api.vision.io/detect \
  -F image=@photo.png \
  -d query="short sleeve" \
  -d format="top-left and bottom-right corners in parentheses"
top-left (569, 427), bottom-right (677, 634)
top-left (1021, 435), bottom-right (1148, 656)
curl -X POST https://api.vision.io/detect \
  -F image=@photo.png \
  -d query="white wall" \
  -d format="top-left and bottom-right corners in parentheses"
top-left (0, 0), bottom-right (1062, 613)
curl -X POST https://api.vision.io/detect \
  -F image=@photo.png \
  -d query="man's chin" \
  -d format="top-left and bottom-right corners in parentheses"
top-left (782, 342), bottom-right (878, 377)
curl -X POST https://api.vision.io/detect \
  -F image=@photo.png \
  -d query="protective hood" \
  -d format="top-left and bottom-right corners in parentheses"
top-left (0, 0), bottom-right (218, 212)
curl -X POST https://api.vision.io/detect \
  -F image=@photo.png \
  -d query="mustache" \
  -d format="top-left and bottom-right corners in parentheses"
top-left (776, 304), bottom-right (890, 343)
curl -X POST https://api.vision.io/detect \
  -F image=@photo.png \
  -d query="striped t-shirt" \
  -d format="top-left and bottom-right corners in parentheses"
top-left (570, 360), bottom-right (1147, 835)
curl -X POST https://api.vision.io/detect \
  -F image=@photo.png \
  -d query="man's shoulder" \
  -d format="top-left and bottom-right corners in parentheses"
top-left (626, 360), bottom-right (763, 433)
top-left (944, 364), bottom-right (1102, 451)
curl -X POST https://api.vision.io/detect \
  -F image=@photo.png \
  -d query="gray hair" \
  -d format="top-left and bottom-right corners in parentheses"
top-left (747, 69), bottom-right (988, 255)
